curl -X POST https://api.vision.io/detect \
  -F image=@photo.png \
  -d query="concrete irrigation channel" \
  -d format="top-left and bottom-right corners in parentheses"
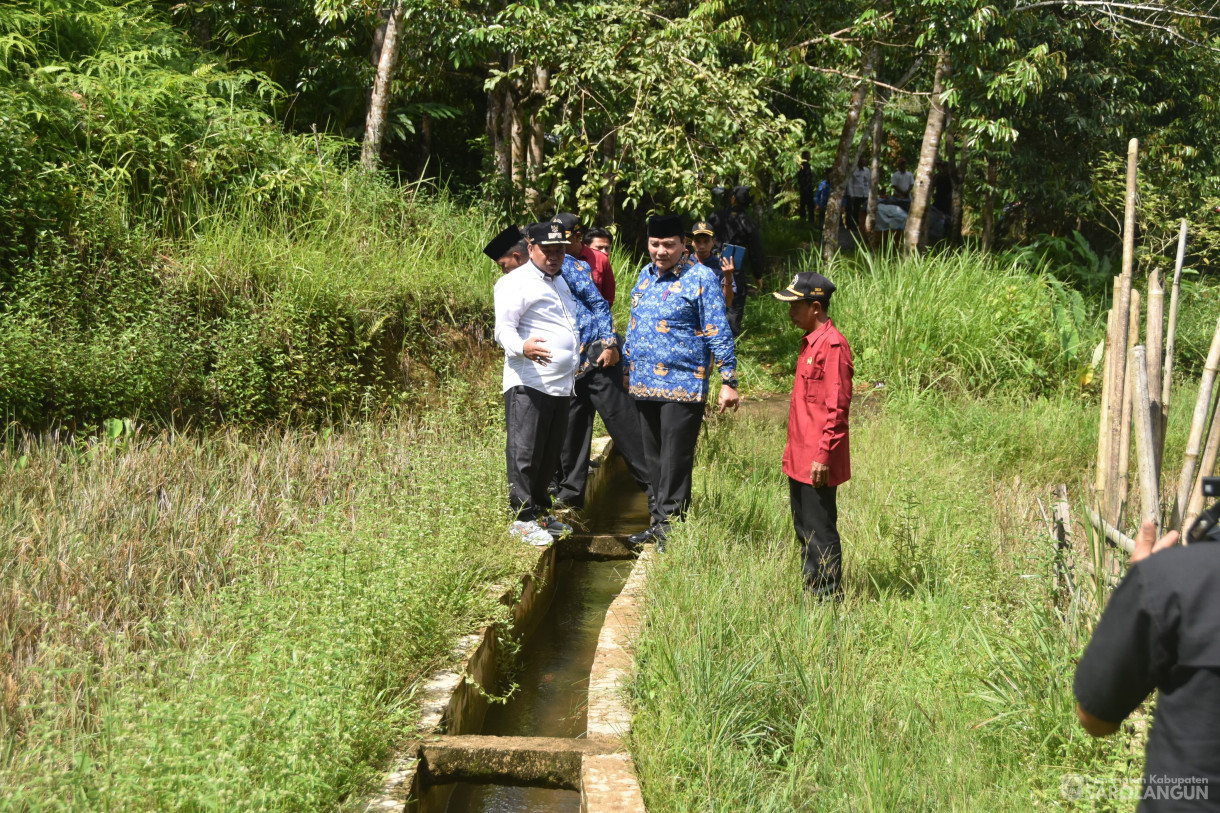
top-left (363, 437), bottom-right (650, 813)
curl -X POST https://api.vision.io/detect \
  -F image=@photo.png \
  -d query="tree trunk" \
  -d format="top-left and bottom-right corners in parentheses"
top-left (526, 65), bottom-right (548, 208)
top-left (904, 51), bottom-right (951, 252)
top-left (361, 0), bottom-right (404, 171)
top-left (487, 82), bottom-right (508, 181)
top-left (509, 75), bottom-right (527, 192)
top-left (950, 131), bottom-right (968, 243)
top-left (864, 79), bottom-right (889, 238)
top-left (598, 130), bottom-right (617, 226)
top-left (981, 157), bottom-right (997, 250)
top-left (416, 112), bottom-right (433, 180)
top-left (820, 47), bottom-right (876, 263)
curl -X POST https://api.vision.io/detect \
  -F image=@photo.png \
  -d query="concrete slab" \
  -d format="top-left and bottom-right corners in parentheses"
top-left (556, 533), bottom-right (638, 561)
top-left (419, 734), bottom-right (620, 789)
top-left (581, 753), bottom-right (647, 813)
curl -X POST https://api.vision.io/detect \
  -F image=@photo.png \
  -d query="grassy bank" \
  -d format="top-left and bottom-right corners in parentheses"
top-left (626, 244), bottom-right (1210, 810)
top-left (0, 396), bottom-right (536, 809)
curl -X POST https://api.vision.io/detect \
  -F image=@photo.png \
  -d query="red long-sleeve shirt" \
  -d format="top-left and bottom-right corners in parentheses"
top-left (579, 244), bottom-right (615, 306)
top-left (782, 319), bottom-right (853, 487)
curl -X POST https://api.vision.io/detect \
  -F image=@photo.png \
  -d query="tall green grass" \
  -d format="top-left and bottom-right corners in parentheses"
top-left (734, 248), bottom-right (1100, 397)
top-left (630, 396), bottom-right (1141, 811)
top-left (0, 402), bottom-right (532, 809)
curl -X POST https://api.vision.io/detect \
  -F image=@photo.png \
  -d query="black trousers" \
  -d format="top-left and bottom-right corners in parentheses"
top-left (846, 196), bottom-right (867, 231)
top-left (726, 271), bottom-right (747, 336)
top-left (504, 386), bottom-right (569, 521)
top-left (798, 191), bottom-right (815, 222)
top-left (556, 363), bottom-right (651, 508)
top-left (637, 400), bottom-right (705, 526)
top-left (788, 478), bottom-right (842, 597)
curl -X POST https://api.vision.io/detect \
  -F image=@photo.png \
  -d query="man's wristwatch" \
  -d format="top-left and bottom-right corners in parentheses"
top-left (722, 377), bottom-right (739, 390)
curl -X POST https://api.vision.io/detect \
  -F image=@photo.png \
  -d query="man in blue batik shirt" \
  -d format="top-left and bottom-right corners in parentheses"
top-left (624, 213), bottom-right (739, 550)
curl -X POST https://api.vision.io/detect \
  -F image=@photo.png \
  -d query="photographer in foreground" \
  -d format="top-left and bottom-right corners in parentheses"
top-left (1073, 506), bottom-right (1220, 811)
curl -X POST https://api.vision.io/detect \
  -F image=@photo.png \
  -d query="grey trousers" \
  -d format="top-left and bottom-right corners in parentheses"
top-left (504, 385), bottom-right (569, 521)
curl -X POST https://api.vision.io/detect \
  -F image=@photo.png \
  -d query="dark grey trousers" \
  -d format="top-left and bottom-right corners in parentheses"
top-left (504, 385), bottom-right (569, 521)
top-left (556, 363), bottom-right (652, 508)
top-left (637, 400), bottom-right (705, 526)
top-left (788, 477), bottom-right (842, 597)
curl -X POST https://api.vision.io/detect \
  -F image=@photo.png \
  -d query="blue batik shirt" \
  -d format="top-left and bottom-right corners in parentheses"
top-left (560, 254), bottom-right (617, 378)
top-left (624, 255), bottom-right (737, 402)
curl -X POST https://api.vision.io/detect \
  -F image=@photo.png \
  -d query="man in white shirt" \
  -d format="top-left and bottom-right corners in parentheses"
top-left (891, 156), bottom-right (914, 198)
top-left (491, 220), bottom-right (581, 544)
top-left (846, 157), bottom-right (870, 232)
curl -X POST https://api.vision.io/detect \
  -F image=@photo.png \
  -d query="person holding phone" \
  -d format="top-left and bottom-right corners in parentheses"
top-left (689, 219), bottom-right (736, 313)
top-left (773, 272), bottom-right (853, 597)
top-left (623, 214), bottom-right (739, 550)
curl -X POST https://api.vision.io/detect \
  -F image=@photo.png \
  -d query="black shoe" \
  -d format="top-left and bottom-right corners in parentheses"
top-left (588, 459), bottom-right (601, 470)
top-left (628, 526), bottom-right (656, 546)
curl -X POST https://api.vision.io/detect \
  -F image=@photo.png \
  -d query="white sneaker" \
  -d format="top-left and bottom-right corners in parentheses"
top-left (510, 520), bottom-right (552, 546)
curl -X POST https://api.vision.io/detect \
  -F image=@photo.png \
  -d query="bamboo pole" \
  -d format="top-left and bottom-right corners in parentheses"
top-left (1095, 306), bottom-right (1117, 501)
top-left (1146, 270), bottom-right (1164, 479)
top-left (1161, 220), bottom-right (1188, 444)
top-left (1171, 315), bottom-right (1220, 530)
top-left (1132, 346), bottom-right (1160, 533)
top-left (1106, 140), bottom-right (1139, 521)
top-left (1185, 397), bottom-right (1220, 536)
top-left (1086, 506), bottom-right (1137, 555)
top-left (1116, 290), bottom-right (1140, 519)
top-left (1104, 276), bottom-right (1127, 520)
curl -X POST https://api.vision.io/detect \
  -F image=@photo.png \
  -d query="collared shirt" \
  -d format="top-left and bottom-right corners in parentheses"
top-left (847, 166), bottom-right (871, 198)
top-left (578, 244), bottom-right (615, 306)
top-left (623, 256), bottom-right (736, 403)
top-left (493, 259), bottom-right (580, 396)
top-left (1074, 543), bottom-right (1220, 811)
top-left (560, 254), bottom-right (616, 378)
top-left (783, 319), bottom-right (853, 486)
top-left (814, 179), bottom-right (830, 209)
top-left (891, 169), bottom-right (914, 195)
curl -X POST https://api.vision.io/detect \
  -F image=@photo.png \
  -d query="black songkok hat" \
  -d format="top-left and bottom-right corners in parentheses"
top-left (773, 271), bottom-right (836, 303)
top-left (647, 214), bottom-right (685, 239)
top-left (527, 220), bottom-right (570, 246)
top-left (482, 225), bottom-right (524, 261)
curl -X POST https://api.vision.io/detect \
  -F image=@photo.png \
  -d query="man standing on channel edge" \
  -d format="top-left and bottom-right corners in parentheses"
top-left (624, 213), bottom-right (739, 551)
top-left (491, 220), bottom-right (579, 546)
top-left (773, 272), bottom-right (852, 598)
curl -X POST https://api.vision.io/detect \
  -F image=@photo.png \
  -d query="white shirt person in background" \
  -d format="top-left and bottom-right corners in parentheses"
top-left (891, 156), bottom-right (914, 198)
top-left (490, 220), bottom-right (580, 545)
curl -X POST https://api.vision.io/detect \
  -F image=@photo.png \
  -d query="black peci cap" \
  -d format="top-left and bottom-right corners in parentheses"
top-left (483, 225), bottom-right (524, 260)
top-left (647, 213), bottom-right (685, 239)
top-left (773, 271), bottom-right (836, 303)
top-left (554, 212), bottom-right (581, 237)
top-left (527, 220), bottom-right (570, 246)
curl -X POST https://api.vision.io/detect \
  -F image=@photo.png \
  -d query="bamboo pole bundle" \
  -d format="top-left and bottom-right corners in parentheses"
top-left (1185, 400), bottom-right (1220, 536)
top-left (1146, 271), bottom-right (1164, 478)
top-left (1171, 315), bottom-right (1220, 530)
top-left (1095, 305), bottom-right (1117, 502)
top-left (1132, 346), bottom-right (1160, 533)
top-left (1105, 140), bottom-right (1139, 522)
top-left (1116, 291), bottom-right (1140, 518)
top-left (1085, 506), bottom-right (1137, 555)
top-left (1161, 220), bottom-right (1188, 446)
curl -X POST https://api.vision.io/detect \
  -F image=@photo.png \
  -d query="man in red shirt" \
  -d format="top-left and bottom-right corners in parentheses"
top-left (773, 272), bottom-right (853, 598)
top-left (556, 212), bottom-right (615, 306)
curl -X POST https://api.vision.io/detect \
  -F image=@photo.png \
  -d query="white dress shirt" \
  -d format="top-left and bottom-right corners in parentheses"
top-left (891, 169), bottom-right (914, 195)
top-left (847, 166), bottom-right (871, 197)
top-left (494, 260), bottom-right (580, 396)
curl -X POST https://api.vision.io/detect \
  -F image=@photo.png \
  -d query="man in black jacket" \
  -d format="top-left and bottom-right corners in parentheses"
top-left (709, 185), bottom-right (765, 336)
top-left (1073, 518), bottom-right (1220, 810)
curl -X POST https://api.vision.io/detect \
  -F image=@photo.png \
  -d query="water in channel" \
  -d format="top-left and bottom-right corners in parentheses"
top-left (443, 458), bottom-right (647, 813)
